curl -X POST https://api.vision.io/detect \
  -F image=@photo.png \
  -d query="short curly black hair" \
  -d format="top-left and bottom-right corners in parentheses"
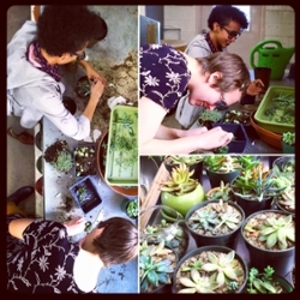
top-left (37, 6), bottom-right (108, 57)
top-left (208, 5), bottom-right (249, 30)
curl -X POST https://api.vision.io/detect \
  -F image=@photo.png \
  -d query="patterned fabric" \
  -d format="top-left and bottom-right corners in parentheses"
top-left (204, 32), bottom-right (221, 53)
top-left (32, 42), bottom-right (61, 82)
top-left (7, 215), bottom-right (86, 294)
top-left (139, 44), bottom-right (191, 112)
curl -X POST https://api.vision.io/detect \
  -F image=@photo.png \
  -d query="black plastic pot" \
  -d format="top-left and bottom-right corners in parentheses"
top-left (172, 245), bottom-right (248, 294)
top-left (272, 156), bottom-right (295, 171)
top-left (231, 177), bottom-right (273, 217)
top-left (205, 168), bottom-right (239, 189)
top-left (274, 196), bottom-right (295, 216)
top-left (240, 94), bottom-right (256, 105)
top-left (75, 76), bottom-right (91, 98)
top-left (241, 210), bottom-right (295, 278)
top-left (185, 200), bottom-right (245, 248)
top-left (212, 123), bottom-right (248, 153)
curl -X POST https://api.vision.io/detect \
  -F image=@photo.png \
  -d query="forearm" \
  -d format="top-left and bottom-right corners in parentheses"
top-left (140, 133), bottom-right (203, 155)
top-left (8, 218), bottom-right (35, 240)
top-left (83, 95), bottom-right (100, 121)
top-left (154, 125), bottom-right (186, 140)
top-left (77, 59), bottom-right (90, 71)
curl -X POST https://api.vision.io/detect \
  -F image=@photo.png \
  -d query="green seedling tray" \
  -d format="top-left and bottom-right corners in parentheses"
top-left (254, 86), bottom-right (295, 133)
top-left (105, 105), bottom-right (138, 186)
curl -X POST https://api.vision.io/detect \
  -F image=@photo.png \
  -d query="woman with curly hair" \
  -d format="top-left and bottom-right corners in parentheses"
top-left (7, 6), bottom-right (108, 144)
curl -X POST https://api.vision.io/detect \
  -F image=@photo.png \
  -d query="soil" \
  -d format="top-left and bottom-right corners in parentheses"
top-left (74, 145), bottom-right (97, 177)
top-left (75, 76), bottom-right (91, 98)
top-left (44, 139), bottom-right (69, 164)
top-left (243, 211), bottom-right (295, 251)
top-left (223, 110), bottom-right (251, 125)
top-left (174, 251), bottom-right (246, 293)
top-left (187, 202), bottom-right (243, 236)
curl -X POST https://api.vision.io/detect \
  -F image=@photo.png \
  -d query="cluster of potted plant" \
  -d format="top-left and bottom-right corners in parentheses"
top-left (73, 144), bottom-right (96, 178)
top-left (122, 198), bottom-right (138, 219)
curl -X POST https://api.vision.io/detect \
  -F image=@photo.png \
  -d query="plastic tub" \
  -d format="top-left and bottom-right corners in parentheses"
top-left (254, 86), bottom-right (295, 133)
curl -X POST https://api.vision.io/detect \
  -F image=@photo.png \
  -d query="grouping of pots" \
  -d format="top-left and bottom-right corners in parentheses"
top-left (141, 155), bottom-right (295, 294)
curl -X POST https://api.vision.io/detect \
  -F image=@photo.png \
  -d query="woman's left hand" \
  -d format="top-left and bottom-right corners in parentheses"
top-left (246, 79), bottom-right (265, 96)
top-left (86, 63), bottom-right (107, 86)
top-left (63, 216), bottom-right (86, 236)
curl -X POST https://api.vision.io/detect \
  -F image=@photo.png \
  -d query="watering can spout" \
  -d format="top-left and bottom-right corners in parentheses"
top-left (250, 40), bottom-right (295, 80)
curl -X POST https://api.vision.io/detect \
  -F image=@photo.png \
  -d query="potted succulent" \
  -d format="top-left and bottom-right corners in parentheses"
top-left (172, 246), bottom-right (248, 294)
top-left (241, 209), bottom-right (295, 278)
top-left (75, 76), bottom-right (91, 98)
top-left (230, 162), bottom-right (291, 216)
top-left (159, 162), bottom-right (205, 217)
top-left (246, 265), bottom-right (294, 294)
top-left (73, 143), bottom-right (97, 178)
top-left (121, 198), bottom-right (138, 219)
top-left (197, 108), bottom-right (222, 129)
top-left (44, 139), bottom-right (73, 173)
top-left (185, 199), bottom-right (245, 248)
top-left (139, 240), bottom-right (178, 293)
top-left (163, 155), bottom-right (204, 182)
top-left (203, 155), bottom-right (241, 188)
top-left (140, 205), bottom-right (192, 260)
top-left (272, 155), bottom-right (295, 184)
top-left (205, 181), bottom-right (235, 202)
top-left (281, 132), bottom-right (295, 153)
top-left (275, 184), bottom-right (295, 215)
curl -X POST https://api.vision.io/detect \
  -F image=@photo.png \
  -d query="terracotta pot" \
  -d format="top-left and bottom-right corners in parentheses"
top-left (250, 111), bottom-right (282, 150)
top-left (35, 177), bottom-right (43, 196)
top-left (96, 131), bottom-right (138, 197)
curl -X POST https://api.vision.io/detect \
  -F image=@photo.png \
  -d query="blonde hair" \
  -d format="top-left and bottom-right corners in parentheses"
top-left (197, 52), bottom-right (250, 93)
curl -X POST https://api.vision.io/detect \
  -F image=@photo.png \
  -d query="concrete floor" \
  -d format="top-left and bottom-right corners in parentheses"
top-left (7, 6), bottom-right (36, 216)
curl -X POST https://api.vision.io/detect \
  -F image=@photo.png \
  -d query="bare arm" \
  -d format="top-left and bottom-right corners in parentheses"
top-left (139, 96), bottom-right (233, 155)
top-left (8, 218), bottom-right (35, 240)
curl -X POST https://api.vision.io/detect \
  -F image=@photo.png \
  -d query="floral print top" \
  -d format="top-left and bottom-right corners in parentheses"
top-left (7, 215), bottom-right (86, 294)
top-left (139, 44), bottom-right (191, 112)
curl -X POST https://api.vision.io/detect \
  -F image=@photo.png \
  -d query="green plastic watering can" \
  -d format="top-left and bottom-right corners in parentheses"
top-left (250, 40), bottom-right (294, 80)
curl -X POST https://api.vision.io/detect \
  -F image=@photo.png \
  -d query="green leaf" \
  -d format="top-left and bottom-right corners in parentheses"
top-left (261, 281), bottom-right (277, 293)
top-left (266, 232), bottom-right (278, 248)
top-left (201, 263), bottom-right (218, 272)
top-left (179, 277), bottom-right (196, 288)
top-left (216, 271), bottom-right (225, 286)
top-left (178, 287), bottom-right (196, 293)
top-left (223, 267), bottom-right (238, 281)
top-left (207, 252), bottom-right (219, 264)
top-left (147, 270), bottom-right (159, 286)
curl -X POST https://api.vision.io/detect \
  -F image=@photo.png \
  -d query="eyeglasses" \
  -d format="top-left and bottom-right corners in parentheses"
top-left (72, 51), bottom-right (87, 61)
top-left (215, 92), bottom-right (228, 110)
top-left (222, 27), bottom-right (241, 40)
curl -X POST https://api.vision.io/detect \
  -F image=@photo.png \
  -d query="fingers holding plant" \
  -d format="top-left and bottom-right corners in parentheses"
top-left (90, 77), bottom-right (105, 100)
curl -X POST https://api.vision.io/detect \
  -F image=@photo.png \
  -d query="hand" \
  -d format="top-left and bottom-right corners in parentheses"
top-left (197, 126), bottom-right (233, 151)
top-left (246, 79), bottom-right (265, 96)
top-left (181, 126), bottom-right (208, 137)
top-left (85, 63), bottom-right (107, 86)
top-left (90, 78), bottom-right (105, 101)
top-left (63, 216), bottom-right (86, 236)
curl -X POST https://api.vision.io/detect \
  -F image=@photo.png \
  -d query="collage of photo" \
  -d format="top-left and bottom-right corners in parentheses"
top-left (7, 5), bottom-right (295, 294)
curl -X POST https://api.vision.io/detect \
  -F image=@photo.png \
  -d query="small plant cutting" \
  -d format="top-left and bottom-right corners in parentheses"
top-left (247, 266), bottom-right (293, 294)
top-left (281, 132), bottom-right (295, 147)
top-left (44, 139), bottom-right (73, 173)
top-left (160, 162), bottom-right (205, 216)
top-left (139, 240), bottom-right (177, 293)
top-left (174, 248), bottom-right (247, 294)
top-left (73, 144), bottom-right (96, 177)
top-left (203, 155), bottom-right (241, 174)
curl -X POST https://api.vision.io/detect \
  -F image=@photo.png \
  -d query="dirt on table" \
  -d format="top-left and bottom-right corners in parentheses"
top-left (44, 139), bottom-right (69, 163)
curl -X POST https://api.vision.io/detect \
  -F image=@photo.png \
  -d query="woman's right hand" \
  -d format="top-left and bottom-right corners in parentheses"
top-left (90, 77), bottom-right (105, 101)
top-left (197, 126), bottom-right (234, 151)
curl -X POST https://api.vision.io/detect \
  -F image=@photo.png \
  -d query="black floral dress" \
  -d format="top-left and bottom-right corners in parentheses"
top-left (139, 44), bottom-right (191, 112)
top-left (7, 214), bottom-right (87, 293)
